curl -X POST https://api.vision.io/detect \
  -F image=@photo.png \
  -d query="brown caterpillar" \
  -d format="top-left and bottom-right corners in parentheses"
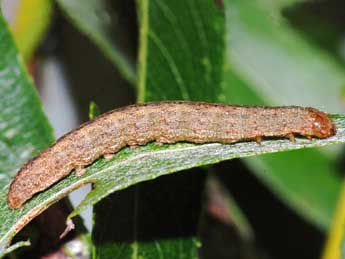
top-left (7, 101), bottom-right (336, 209)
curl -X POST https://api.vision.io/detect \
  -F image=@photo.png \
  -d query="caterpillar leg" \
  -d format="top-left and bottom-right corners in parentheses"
top-left (104, 153), bottom-right (114, 160)
top-left (255, 136), bottom-right (262, 144)
top-left (287, 133), bottom-right (296, 142)
top-left (76, 166), bottom-right (86, 176)
top-left (155, 136), bottom-right (175, 146)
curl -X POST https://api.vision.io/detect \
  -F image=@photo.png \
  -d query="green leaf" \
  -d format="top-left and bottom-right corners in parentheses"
top-left (2, 0), bottom-right (344, 257)
top-left (1, 114), bottom-right (343, 258)
top-left (69, 119), bottom-right (343, 217)
top-left (245, 150), bottom-right (340, 228)
top-left (0, 8), bottom-right (54, 257)
top-left (224, 0), bottom-right (345, 229)
top-left (55, 0), bottom-right (137, 85)
top-left (92, 172), bottom-right (202, 259)
top-left (137, 0), bottom-right (225, 102)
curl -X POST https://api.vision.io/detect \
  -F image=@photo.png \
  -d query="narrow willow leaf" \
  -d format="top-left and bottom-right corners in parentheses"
top-left (63, 115), bottom-right (345, 219)
top-left (1, 114), bottom-right (345, 257)
top-left (0, 7), bottom-right (54, 257)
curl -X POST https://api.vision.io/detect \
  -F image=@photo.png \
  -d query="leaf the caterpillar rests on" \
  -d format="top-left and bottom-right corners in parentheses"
top-left (7, 101), bottom-right (336, 209)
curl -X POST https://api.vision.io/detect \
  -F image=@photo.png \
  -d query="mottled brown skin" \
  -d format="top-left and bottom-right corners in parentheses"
top-left (7, 101), bottom-right (336, 209)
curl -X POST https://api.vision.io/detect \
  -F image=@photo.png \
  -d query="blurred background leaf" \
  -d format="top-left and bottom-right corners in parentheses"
top-left (224, 0), bottom-right (344, 231)
top-left (3, 0), bottom-right (53, 61)
top-left (322, 181), bottom-right (345, 259)
top-left (56, 0), bottom-right (137, 85)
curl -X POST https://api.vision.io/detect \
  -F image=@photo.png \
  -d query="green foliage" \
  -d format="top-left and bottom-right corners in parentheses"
top-left (137, 0), bottom-right (225, 102)
top-left (0, 8), bottom-right (53, 255)
top-left (0, 0), bottom-right (345, 258)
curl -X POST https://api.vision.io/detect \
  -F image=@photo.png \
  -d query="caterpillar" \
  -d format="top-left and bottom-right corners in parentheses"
top-left (7, 101), bottom-right (336, 209)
